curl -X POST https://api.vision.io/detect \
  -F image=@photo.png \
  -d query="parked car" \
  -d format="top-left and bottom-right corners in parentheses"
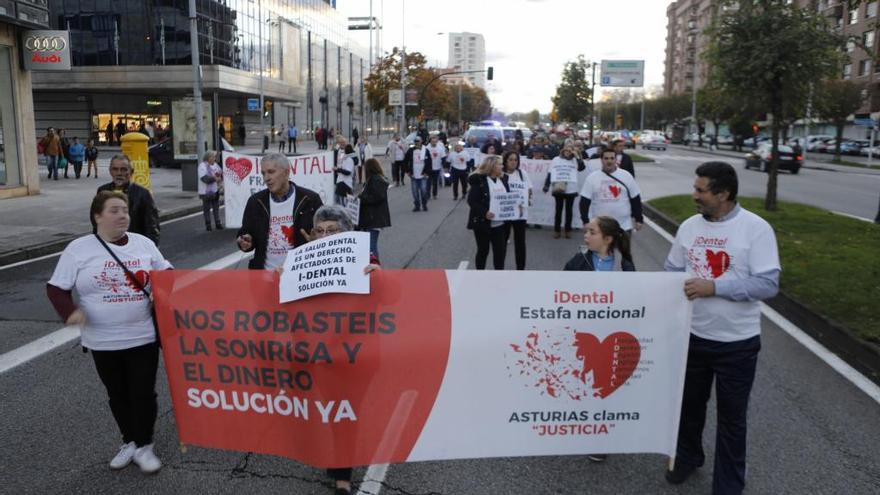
top-left (640, 133), bottom-right (669, 151)
top-left (717, 134), bottom-right (734, 145)
top-left (463, 126), bottom-right (506, 149)
top-left (744, 143), bottom-right (802, 174)
top-left (839, 140), bottom-right (865, 156)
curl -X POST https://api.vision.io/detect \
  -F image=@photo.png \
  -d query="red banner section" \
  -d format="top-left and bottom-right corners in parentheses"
top-left (152, 270), bottom-right (452, 468)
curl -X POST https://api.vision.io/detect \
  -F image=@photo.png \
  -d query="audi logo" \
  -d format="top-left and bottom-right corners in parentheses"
top-left (24, 36), bottom-right (67, 52)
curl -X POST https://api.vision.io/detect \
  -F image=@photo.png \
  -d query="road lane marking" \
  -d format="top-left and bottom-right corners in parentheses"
top-left (457, 260), bottom-right (469, 270)
top-left (644, 217), bottom-right (880, 405)
top-left (832, 210), bottom-right (873, 223)
top-left (0, 250), bottom-right (250, 375)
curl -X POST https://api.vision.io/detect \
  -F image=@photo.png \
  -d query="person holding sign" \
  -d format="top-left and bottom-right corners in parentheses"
top-left (578, 148), bottom-right (643, 233)
top-left (47, 191), bottom-right (173, 474)
top-left (236, 153), bottom-right (323, 270)
top-left (467, 155), bottom-right (510, 270)
top-left (404, 137), bottom-right (431, 212)
top-left (542, 145), bottom-right (585, 238)
top-left (502, 151), bottom-right (532, 270)
top-left (663, 162), bottom-right (780, 495)
top-left (357, 158), bottom-right (391, 260)
top-left (447, 141), bottom-right (474, 200)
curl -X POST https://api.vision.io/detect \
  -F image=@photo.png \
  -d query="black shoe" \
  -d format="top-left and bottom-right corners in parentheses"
top-left (422, 205), bottom-right (428, 211)
top-left (215, 224), bottom-right (224, 230)
top-left (453, 196), bottom-right (458, 200)
top-left (586, 454), bottom-right (607, 463)
top-left (412, 206), bottom-right (420, 212)
top-left (206, 224), bottom-right (213, 231)
top-left (665, 463), bottom-right (697, 484)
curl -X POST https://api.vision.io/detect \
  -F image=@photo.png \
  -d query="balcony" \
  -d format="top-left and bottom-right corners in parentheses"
top-left (0, 0), bottom-right (50, 28)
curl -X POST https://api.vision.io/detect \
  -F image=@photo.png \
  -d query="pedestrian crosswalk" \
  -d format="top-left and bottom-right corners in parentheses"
top-left (642, 152), bottom-right (736, 164)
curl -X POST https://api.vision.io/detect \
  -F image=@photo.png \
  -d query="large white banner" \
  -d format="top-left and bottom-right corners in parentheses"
top-left (223, 152), bottom-right (335, 228)
top-left (520, 158), bottom-right (591, 230)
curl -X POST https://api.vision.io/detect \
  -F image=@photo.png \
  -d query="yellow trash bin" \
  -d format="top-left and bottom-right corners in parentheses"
top-left (120, 132), bottom-right (152, 191)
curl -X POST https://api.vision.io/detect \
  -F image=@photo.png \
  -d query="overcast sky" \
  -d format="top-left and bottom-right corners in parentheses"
top-left (337, 0), bottom-right (671, 114)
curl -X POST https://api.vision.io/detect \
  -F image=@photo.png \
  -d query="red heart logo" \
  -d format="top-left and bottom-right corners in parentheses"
top-left (280, 225), bottom-right (295, 246)
top-left (608, 185), bottom-right (621, 198)
top-left (125, 269), bottom-right (150, 290)
top-left (224, 157), bottom-right (253, 185)
top-left (573, 332), bottom-right (640, 398)
top-left (705, 249), bottom-right (730, 279)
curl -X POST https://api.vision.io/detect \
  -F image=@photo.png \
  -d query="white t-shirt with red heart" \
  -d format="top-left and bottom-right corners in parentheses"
top-left (580, 168), bottom-right (640, 230)
top-left (48, 233), bottom-right (172, 351)
top-left (266, 193), bottom-right (297, 270)
top-left (667, 210), bottom-right (780, 342)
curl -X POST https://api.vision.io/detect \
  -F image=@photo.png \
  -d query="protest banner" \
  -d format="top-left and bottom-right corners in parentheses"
top-left (153, 270), bottom-right (691, 468)
top-left (223, 152), bottom-right (334, 229)
top-left (279, 232), bottom-right (370, 303)
top-left (344, 195), bottom-right (360, 226)
top-left (490, 191), bottom-right (524, 221)
top-left (550, 161), bottom-right (577, 183)
top-left (520, 158), bottom-right (588, 229)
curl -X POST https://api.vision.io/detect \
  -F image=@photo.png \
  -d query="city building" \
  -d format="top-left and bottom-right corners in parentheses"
top-left (0, 1), bottom-right (50, 199)
top-left (32, 0), bottom-right (372, 157)
top-left (821, 0), bottom-right (880, 114)
top-left (447, 32), bottom-right (485, 89)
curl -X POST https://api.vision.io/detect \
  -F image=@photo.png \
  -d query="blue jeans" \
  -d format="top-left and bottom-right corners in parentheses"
top-left (46, 155), bottom-right (58, 179)
top-left (411, 177), bottom-right (429, 208)
top-left (368, 229), bottom-right (380, 259)
top-left (675, 334), bottom-right (761, 495)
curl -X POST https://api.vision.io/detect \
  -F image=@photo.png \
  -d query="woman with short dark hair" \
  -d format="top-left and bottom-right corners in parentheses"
top-left (358, 158), bottom-right (391, 259)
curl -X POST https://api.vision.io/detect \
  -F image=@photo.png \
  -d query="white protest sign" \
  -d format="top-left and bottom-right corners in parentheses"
top-left (550, 161), bottom-right (577, 183)
top-left (223, 151), bottom-right (335, 229)
top-left (345, 195), bottom-right (360, 226)
top-left (490, 191), bottom-right (524, 221)
top-left (279, 231), bottom-right (370, 303)
top-left (521, 158), bottom-right (587, 229)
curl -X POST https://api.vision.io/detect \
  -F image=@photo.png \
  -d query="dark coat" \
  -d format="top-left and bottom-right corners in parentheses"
top-left (563, 250), bottom-right (636, 272)
top-left (466, 173), bottom-right (510, 230)
top-left (359, 174), bottom-right (391, 229)
top-left (97, 182), bottom-right (160, 245)
top-left (237, 183), bottom-right (323, 270)
top-left (403, 146), bottom-right (432, 177)
top-left (618, 152), bottom-right (635, 178)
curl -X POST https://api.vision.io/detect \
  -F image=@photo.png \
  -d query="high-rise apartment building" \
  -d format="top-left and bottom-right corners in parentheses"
top-left (447, 33), bottom-right (486, 88)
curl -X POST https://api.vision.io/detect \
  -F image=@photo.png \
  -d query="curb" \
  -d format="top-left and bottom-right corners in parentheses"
top-left (667, 145), bottom-right (880, 174)
top-left (643, 203), bottom-right (880, 386)
top-left (0, 202), bottom-right (205, 267)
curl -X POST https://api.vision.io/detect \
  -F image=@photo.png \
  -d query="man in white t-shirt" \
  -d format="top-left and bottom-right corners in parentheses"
top-left (404, 138), bottom-right (430, 212)
top-left (236, 153), bottom-right (323, 270)
top-left (579, 147), bottom-right (643, 232)
top-left (386, 134), bottom-right (407, 187)
top-left (663, 161), bottom-right (780, 495)
top-left (426, 135), bottom-right (448, 198)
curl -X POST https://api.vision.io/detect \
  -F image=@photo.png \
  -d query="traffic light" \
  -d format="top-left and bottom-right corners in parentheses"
top-left (487, 67), bottom-right (494, 80)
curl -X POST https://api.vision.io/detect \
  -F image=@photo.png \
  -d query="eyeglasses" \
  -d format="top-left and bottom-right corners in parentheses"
top-left (313, 227), bottom-right (341, 236)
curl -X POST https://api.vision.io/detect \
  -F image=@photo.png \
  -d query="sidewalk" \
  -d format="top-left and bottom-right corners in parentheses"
top-left (669, 144), bottom-right (880, 175)
top-left (0, 132), bottom-right (398, 266)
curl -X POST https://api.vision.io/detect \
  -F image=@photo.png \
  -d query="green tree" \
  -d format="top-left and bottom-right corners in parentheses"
top-left (526, 109), bottom-right (541, 127)
top-left (365, 48), bottom-right (428, 117)
top-left (706, 0), bottom-right (846, 210)
top-left (813, 80), bottom-right (865, 161)
top-left (552, 55), bottom-right (592, 123)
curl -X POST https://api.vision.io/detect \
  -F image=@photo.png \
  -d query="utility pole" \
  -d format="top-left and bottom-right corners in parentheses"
top-left (589, 62), bottom-right (596, 144)
top-left (258, 0), bottom-right (266, 152)
top-left (398, 2), bottom-right (406, 136)
top-left (188, 0), bottom-right (205, 159)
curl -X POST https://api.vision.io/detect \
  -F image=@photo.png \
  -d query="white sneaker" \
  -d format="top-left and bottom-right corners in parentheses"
top-left (109, 442), bottom-right (137, 469)
top-left (132, 443), bottom-right (162, 474)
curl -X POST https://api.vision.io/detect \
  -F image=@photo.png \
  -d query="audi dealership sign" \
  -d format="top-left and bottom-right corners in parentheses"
top-left (22, 30), bottom-right (70, 71)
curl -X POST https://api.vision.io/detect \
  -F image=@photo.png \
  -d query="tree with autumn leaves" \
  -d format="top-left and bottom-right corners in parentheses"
top-left (365, 47), bottom-right (491, 127)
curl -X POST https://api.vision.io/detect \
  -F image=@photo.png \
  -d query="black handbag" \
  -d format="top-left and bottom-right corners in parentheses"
top-left (94, 234), bottom-right (161, 347)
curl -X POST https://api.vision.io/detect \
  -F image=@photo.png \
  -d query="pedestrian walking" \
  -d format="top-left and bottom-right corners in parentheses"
top-left (287, 124), bottom-right (298, 153)
top-left (278, 125), bottom-right (287, 152)
top-left (464, 136), bottom-right (480, 172)
top-left (543, 145), bottom-right (585, 238)
top-left (198, 150), bottom-right (224, 231)
top-left (68, 137), bottom-right (86, 179)
top-left (235, 152), bottom-right (323, 270)
top-left (59, 129), bottom-right (71, 178)
top-left (564, 216), bottom-right (635, 273)
top-left (579, 147), bottom-right (644, 234)
top-left (39, 127), bottom-right (62, 180)
top-left (238, 124), bottom-right (246, 145)
top-left (502, 151), bottom-right (532, 270)
top-left (47, 190), bottom-right (172, 474)
top-left (481, 134), bottom-right (504, 155)
top-left (404, 137), bottom-right (430, 212)
top-left (426, 135), bottom-right (448, 198)
top-left (86, 139), bottom-right (99, 178)
top-left (352, 126), bottom-right (359, 144)
top-left (358, 158), bottom-right (391, 260)
top-left (467, 155), bottom-right (510, 270)
top-left (334, 144), bottom-right (357, 205)
top-left (98, 155), bottom-right (161, 245)
top-left (663, 161), bottom-right (780, 495)
top-left (115, 120), bottom-right (127, 143)
top-left (385, 134), bottom-right (406, 187)
top-left (448, 141), bottom-right (473, 200)
top-left (613, 138), bottom-right (636, 178)
top-left (105, 121), bottom-right (114, 145)
top-left (356, 136), bottom-right (374, 185)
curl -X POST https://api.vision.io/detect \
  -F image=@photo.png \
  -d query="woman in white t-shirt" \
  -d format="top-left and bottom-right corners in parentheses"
top-left (542, 145), bottom-right (586, 238)
top-left (47, 191), bottom-right (172, 475)
top-left (356, 136), bottom-right (373, 185)
top-left (466, 155), bottom-right (510, 270)
top-left (334, 144), bottom-right (357, 205)
top-left (502, 151), bottom-right (533, 270)
top-left (197, 150), bottom-right (223, 231)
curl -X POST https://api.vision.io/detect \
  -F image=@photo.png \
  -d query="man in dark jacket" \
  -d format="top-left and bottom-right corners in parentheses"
top-left (236, 152), bottom-right (323, 270)
top-left (613, 139), bottom-right (636, 177)
top-left (97, 155), bottom-right (161, 245)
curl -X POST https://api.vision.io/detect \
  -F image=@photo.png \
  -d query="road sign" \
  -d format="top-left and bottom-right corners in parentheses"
top-left (600, 60), bottom-right (645, 87)
top-left (389, 90), bottom-right (402, 106)
top-left (247, 98), bottom-right (259, 111)
top-left (854, 117), bottom-right (876, 126)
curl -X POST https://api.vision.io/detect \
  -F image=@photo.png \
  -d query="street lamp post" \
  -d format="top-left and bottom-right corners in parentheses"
top-left (188, 0), bottom-right (206, 160)
top-left (589, 62), bottom-right (597, 144)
